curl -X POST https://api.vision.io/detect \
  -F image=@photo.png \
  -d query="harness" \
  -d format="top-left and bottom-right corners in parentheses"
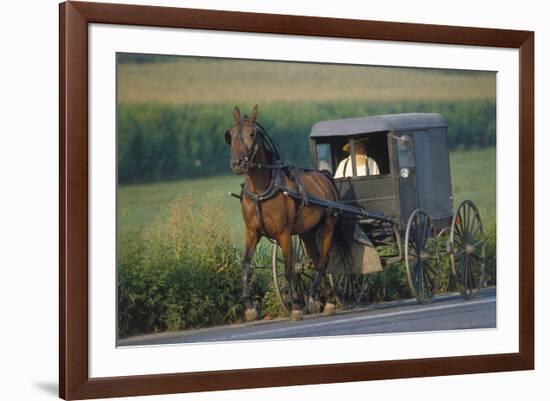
top-left (236, 123), bottom-right (311, 238)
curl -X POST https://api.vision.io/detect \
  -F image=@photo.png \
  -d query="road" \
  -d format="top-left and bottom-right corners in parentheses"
top-left (118, 287), bottom-right (496, 346)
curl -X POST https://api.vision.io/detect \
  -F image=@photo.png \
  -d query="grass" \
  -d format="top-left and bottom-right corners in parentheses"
top-left (117, 56), bottom-right (496, 105)
top-left (118, 147), bottom-right (496, 244)
top-left (449, 147), bottom-right (496, 223)
top-left (118, 175), bottom-right (245, 244)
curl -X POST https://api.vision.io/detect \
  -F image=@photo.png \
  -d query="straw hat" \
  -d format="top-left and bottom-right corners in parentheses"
top-left (342, 137), bottom-right (370, 153)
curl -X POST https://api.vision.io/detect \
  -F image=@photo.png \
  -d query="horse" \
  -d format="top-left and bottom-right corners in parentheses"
top-left (224, 105), bottom-right (348, 321)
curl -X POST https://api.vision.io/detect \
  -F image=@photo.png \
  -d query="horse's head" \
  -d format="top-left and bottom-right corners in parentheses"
top-left (224, 105), bottom-right (261, 175)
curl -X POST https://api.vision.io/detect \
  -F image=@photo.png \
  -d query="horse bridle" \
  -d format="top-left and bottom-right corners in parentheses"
top-left (230, 120), bottom-right (259, 171)
top-left (233, 121), bottom-right (287, 171)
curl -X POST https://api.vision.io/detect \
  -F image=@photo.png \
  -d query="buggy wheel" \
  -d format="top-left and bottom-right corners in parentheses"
top-left (271, 236), bottom-right (315, 314)
top-left (450, 200), bottom-right (486, 299)
top-left (329, 273), bottom-right (368, 310)
top-left (405, 209), bottom-right (441, 304)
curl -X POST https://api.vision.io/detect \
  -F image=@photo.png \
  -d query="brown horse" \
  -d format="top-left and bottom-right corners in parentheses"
top-left (224, 105), bottom-right (346, 321)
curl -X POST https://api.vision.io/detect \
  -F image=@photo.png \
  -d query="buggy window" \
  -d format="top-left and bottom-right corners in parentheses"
top-left (332, 132), bottom-right (391, 178)
top-left (363, 132), bottom-right (390, 174)
top-left (316, 143), bottom-right (333, 173)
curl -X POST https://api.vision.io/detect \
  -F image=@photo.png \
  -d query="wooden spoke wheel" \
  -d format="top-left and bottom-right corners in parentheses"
top-left (329, 273), bottom-right (368, 309)
top-left (271, 236), bottom-right (316, 314)
top-left (405, 209), bottom-right (441, 304)
top-left (450, 200), bottom-right (486, 299)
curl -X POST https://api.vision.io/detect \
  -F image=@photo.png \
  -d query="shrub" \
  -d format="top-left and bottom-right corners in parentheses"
top-left (117, 194), bottom-right (280, 337)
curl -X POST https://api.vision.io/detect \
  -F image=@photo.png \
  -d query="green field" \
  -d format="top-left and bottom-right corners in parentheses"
top-left (116, 55), bottom-right (496, 184)
top-left (118, 57), bottom-right (495, 105)
top-left (448, 148), bottom-right (496, 224)
top-left (118, 174), bottom-right (245, 241)
top-left (118, 147), bottom-right (496, 244)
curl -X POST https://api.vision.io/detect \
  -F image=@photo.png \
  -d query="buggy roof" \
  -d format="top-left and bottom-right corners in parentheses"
top-left (309, 113), bottom-right (447, 139)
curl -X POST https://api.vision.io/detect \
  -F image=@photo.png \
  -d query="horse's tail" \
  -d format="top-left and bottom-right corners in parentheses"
top-left (320, 171), bottom-right (353, 269)
top-left (332, 218), bottom-right (353, 270)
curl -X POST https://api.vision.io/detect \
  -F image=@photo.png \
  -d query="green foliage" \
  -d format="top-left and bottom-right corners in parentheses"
top-left (363, 264), bottom-right (410, 303)
top-left (117, 194), bottom-right (276, 337)
top-left (484, 222), bottom-right (497, 286)
top-left (117, 100), bottom-right (496, 183)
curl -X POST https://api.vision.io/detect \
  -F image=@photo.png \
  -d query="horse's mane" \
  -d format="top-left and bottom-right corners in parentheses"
top-left (255, 122), bottom-right (280, 162)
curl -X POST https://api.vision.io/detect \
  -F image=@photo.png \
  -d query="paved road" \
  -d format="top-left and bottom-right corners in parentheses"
top-left (118, 287), bottom-right (496, 346)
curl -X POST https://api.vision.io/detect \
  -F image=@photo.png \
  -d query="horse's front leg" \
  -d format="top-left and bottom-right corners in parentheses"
top-left (279, 231), bottom-right (304, 320)
top-left (242, 228), bottom-right (259, 321)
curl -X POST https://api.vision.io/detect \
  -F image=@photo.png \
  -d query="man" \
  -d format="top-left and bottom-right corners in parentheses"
top-left (334, 138), bottom-right (379, 178)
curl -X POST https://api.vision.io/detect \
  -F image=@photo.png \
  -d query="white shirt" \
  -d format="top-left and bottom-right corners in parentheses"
top-left (334, 155), bottom-right (380, 178)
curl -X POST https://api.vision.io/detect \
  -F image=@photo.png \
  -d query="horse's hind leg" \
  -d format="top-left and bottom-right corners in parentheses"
top-left (300, 230), bottom-right (322, 314)
top-left (279, 230), bottom-right (304, 320)
top-left (307, 215), bottom-right (337, 316)
top-left (242, 228), bottom-right (259, 321)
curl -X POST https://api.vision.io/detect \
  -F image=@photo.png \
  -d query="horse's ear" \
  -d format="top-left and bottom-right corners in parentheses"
top-left (224, 130), bottom-right (231, 145)
top-left (233, 106), bottom-right (241, 123)
top-left (250, 104), bottom-right (259, 123)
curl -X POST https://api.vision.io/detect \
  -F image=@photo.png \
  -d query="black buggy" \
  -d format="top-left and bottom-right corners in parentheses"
top-left (271, 113), bottom-right (486, 312)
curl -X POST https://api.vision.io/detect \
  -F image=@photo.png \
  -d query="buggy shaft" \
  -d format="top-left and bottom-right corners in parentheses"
top-left (282, 190), bottom-right (393, 223)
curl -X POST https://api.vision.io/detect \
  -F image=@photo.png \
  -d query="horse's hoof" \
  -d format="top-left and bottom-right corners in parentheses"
top-left (244, 308), bottom-right (258, 322)
top-left (307, 298), bottom-right (321, 314)
top-left (290, 310), bottom-right (304, 321)
top-left (323, 303), bottom-right (336, 316)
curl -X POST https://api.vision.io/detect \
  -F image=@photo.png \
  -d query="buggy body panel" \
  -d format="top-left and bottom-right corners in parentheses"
top-left (309, 113), bottom-right (453, 231)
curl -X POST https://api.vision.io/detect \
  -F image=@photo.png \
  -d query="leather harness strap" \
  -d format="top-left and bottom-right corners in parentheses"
top-left (241, 165), bottom-right (312, 239)
top-left (241, 168), bottom-right (282, 236)
top-left (238, 123), bottom-right (317, 239)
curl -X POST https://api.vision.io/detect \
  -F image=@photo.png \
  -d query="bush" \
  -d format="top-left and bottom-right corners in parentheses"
top-left (117, 194), bottom-right (279, 337)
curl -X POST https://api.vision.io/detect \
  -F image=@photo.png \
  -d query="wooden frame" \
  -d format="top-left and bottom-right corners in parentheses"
top-left (59, 1), bottom-right (534, 399)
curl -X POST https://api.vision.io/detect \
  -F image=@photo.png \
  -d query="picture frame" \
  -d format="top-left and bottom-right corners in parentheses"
top-left (59, 1), bottom-right (534, 399)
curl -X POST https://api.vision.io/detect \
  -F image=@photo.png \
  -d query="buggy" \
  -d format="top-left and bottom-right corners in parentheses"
top-left (271, 113), bottom-right (486, 311)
